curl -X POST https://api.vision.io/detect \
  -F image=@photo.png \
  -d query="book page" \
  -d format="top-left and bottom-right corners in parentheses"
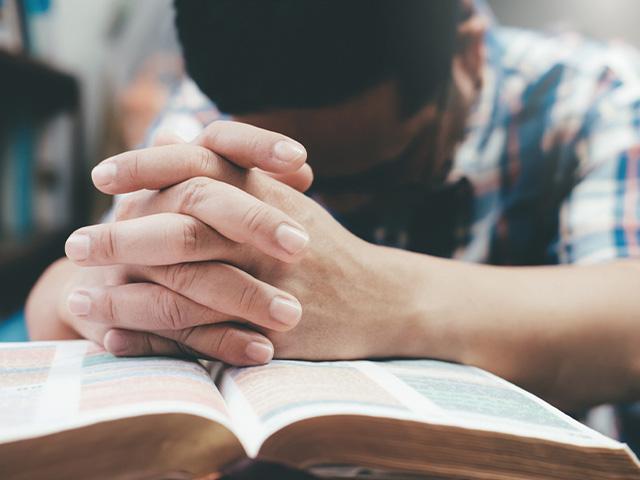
top-left (219, 359), bottom-right (620, 456)
top-left (0, 340), bottom-right (231, 444)
top-left (369, 359), bottom-right (618, 447)
top-left (219, 360), bottom-right (413, 456)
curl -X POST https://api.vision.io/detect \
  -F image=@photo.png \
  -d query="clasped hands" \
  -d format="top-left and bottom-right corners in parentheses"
top-left (61, 121), bottom-right (407, 365)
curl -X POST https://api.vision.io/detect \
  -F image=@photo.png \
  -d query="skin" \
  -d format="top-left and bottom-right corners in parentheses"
top-left (25, 12), bottom-right (640, 412)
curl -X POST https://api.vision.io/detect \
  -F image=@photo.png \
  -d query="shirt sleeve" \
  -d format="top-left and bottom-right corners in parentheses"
top-left (557, 47), bottom-right (640, 265)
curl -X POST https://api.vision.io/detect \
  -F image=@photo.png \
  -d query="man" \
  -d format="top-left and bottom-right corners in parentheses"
top-left (26, 0), bottom-right (640, 420)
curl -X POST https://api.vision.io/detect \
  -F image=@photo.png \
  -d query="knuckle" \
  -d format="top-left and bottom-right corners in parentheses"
top-left (177, 217), bottom-right (202, 255)
top-left (125, 151), bottom-right (143, 183)
top-left (177, 327), bottom-right (198, 349)
top-left (179, 177), bottom-right (210, 212)
top-left (101, 290), bottom-right (118, 325)
top-left (155, 290), bottom-right (184, 330)
top-left (240, 203), bottom-right (272, 237)
top-left (195, 147), bottom-right (218, 174)
top-left (164, 263), bottom-right (198, 293)
top-left (237, 282), bottom-right (261, 316)
top-left (211, 327), bottom-right (235, 358)
top-left (97, 226), bottom-right (119, 261)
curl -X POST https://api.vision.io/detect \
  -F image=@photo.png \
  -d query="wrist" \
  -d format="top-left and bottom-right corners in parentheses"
top-left (362, 245), bottom-right (467, 362)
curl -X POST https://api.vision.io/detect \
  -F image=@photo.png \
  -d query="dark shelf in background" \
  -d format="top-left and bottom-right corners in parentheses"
top-left (0, 49), bottom-right (84, 315)
top-left (0, 49), bottom-right (79, 121)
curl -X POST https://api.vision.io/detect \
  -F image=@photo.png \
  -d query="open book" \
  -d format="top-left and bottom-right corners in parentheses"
top-left (1, 340), bottom-right (639, 479)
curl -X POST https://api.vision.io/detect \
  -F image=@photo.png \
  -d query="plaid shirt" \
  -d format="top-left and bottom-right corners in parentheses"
top-left (146, 10), bottom-right (640, 449)
top-left (150, 25), bottom-right (640, 267)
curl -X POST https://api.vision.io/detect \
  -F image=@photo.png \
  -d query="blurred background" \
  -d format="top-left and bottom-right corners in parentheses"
top-left (1, 0), bottom-right (640, 339)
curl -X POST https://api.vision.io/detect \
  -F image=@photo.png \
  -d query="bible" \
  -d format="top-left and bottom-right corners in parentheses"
top-left (1, 340), bottom-right (639, 479)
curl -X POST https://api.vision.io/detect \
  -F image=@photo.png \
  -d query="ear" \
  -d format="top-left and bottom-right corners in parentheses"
top-left (454, 3), bottom-right (487, 92)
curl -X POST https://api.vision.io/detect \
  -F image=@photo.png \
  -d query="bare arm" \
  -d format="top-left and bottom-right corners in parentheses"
top-left (390, 249), bottom-right (640, 411)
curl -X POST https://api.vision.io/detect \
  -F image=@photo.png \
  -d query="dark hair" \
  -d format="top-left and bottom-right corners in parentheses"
top-left (174, 0), bottom-right (460, 117)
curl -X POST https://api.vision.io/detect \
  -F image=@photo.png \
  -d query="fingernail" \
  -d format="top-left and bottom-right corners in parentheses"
top-left (67, 290), bottom-right (92, 316)
top-left (65, 234), bottom-right (90, 261)
top-left (92, 162), bottom-right (117, 187)
top-left (269, 296), bottom-right (302, 327)
top-left (245, 341), bottom-right (274, 364)
top-left (275, 223), bottom-right (309, 255)
top-left (273, 140), bottom-right (306, 164)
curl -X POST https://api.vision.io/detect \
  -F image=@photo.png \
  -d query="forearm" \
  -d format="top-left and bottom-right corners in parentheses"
top-left (378, 246), bottom-right (640, 410)
top-left (25, 258), bottom-right (82, 340)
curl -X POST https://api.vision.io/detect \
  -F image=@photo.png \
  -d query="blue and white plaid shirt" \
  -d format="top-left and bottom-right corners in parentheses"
top-left (151, 26), bottom-right (640, 267)
top-left (146, 7), bottom-right (640, 448)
